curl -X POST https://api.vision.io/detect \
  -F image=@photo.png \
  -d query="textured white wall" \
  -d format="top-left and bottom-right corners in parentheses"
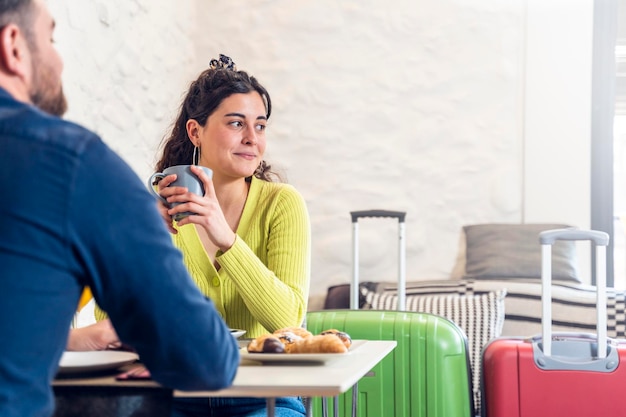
top-left (48, 0), bottom-right (592, 313)
top-left (48, 0), bottom-right (199, 180)
top-left (195, 0), bottom-right (527, 309)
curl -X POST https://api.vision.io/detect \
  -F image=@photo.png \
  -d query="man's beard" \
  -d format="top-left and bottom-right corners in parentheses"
top-left (29, 60), bottom-right (68, 117)
top-left (31, 85), bottom-right (67, 117)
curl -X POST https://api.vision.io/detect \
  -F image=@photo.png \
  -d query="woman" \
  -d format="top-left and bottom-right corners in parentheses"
top-left (153, 54), bottom-right (310, 417)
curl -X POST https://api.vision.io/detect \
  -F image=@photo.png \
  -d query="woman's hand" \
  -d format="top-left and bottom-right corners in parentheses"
top-left (116, 365), bottom-right (152, 380)
top-left (155, 173), bottom-right (185, 234)
top-left (67, 319), bottom-right (121, 351)
top-left (171, 165), bottom-right (236, 252)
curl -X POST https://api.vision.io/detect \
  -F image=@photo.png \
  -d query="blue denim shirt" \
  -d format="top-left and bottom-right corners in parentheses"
top-left (0, 88), bottom-right (239, 417)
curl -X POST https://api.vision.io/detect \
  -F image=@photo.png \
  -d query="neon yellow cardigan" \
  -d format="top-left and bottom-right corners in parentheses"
top-left (96, 177), bottom-right (311, 337)
top-left (174, 177), bottom-right (311, 338)
top-left (97, 176), bottom-right (311, 338)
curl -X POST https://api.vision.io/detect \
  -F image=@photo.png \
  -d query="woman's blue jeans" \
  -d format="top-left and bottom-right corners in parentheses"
top-left (170, 396), bottom-right (305, 417)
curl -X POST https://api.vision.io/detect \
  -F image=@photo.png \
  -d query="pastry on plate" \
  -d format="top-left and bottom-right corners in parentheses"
top-left (247, 334), bottom-right (285, 353)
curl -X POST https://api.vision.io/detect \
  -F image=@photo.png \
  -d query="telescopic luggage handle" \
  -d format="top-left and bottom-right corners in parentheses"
top-left (351, 210), bottom-right (407, 223)
top-left (539, 228), bottom-right (609, 246)
top-left (350, 210), bottom-right (406, 310)
top-left (539, 228), bottom-right (610, 359)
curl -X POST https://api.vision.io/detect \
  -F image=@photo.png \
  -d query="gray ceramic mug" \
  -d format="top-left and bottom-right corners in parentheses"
top-left (147, 165), bottom-right (213, 221)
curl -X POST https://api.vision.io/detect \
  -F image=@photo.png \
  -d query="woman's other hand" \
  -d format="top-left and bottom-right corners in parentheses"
top-left (116, 365), bottom-right (152, 380)
top-left (67, 318), bottom-right (121, 351)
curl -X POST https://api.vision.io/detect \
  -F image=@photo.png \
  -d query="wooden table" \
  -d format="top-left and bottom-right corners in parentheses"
top-left (53, 340), bottom-right (396, 417)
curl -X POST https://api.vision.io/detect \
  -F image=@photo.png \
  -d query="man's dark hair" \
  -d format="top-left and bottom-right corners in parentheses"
top-left (0, 0), bottom-right (35, 47)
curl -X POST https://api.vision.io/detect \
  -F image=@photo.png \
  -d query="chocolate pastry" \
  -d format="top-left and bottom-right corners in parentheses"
top-left (273, 326), bottom-right (313, 339)
top-left (248, 329), bottom-right (353, 354)
top-left (272, 331), bottom-right (303, 353)
top-left (288, 334), bottom-right (348, 354)
top-left (247, 334), bottom-right (285, 353)
top-left (320, 329), bottom-right (352, 348)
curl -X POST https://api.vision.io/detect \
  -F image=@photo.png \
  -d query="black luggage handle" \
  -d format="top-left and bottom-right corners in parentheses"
top-left (351, 210), bottom-right (406, 223)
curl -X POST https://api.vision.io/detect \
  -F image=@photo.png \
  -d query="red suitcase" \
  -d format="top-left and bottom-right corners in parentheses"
top-left (481, 228), bottom-right (626, 417)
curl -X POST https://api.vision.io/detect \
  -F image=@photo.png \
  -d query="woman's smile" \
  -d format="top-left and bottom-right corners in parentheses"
top-left (235, 152), bottom-right (257, 160)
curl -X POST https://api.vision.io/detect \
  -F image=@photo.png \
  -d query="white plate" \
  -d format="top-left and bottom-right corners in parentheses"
top-left (230, 329), bottom-right (246, 339)
top-left (57, 351), bottom-right (139, 374)
top-left (240, 339), bottom-right (365, 364)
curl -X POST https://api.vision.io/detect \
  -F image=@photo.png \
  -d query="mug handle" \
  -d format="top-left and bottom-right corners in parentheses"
top-left (147, 173), bottom-right (167, 203)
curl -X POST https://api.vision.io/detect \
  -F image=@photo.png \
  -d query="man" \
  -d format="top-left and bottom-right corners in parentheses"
top-left (0, 1), bottom-right (239, 416)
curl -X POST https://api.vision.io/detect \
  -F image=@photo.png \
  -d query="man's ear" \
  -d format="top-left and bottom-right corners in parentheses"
top-left (0, 23), bottom-right (30, 79)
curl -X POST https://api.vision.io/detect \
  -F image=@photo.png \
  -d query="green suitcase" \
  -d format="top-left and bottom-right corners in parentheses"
top-left (306, 309), bottom-right (474, 417)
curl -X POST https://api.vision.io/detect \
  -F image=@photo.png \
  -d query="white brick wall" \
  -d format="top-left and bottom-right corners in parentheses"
top-left (49, 0), bottom-right (593, 313)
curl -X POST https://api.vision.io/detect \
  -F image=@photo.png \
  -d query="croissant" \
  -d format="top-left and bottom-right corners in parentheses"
top-left (273, 326), bottom-right (313, 339)
top-left (247, 334), bottom-right (285, 353)
top-left (288, 334), bottom-right (348, 354)
top-left (320, 329), bottom-right (352, 348)
top-left (247, 329), bottom-right (352, 354)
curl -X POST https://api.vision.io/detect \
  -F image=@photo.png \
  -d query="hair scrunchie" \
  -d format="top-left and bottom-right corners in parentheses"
top-left (209, 54), bottom-right (237, 71)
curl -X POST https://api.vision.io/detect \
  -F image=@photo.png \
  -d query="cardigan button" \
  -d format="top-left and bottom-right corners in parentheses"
top-left (212, 277), bottom-right (220, 287)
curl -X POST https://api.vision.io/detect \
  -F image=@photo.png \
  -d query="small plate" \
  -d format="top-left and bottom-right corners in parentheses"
top-left (230, 329), bottom-right (246, 339)
top-left (240, 339), bottom-right (366, 364)
top-left (57, 351), bottom-right (139, 375)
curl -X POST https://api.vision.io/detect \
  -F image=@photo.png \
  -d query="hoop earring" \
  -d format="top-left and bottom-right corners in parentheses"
top-left (192, 146), bottom-right (200, 165)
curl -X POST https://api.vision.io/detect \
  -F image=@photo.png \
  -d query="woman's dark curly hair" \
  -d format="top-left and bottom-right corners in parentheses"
top-left (155, 56), bottom-right (279, 182)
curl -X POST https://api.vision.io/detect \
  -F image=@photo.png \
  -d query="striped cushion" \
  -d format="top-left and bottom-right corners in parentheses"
top-left (366, 278), bottom-right (626, 337)
top-left (362, 287), bottom-right (506, 415)
top-left (467, 279), bottom-right (626, 338)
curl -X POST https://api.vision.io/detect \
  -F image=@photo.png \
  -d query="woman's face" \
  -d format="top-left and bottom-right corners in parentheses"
top-left (191, 92), bottom-right (268, 181)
